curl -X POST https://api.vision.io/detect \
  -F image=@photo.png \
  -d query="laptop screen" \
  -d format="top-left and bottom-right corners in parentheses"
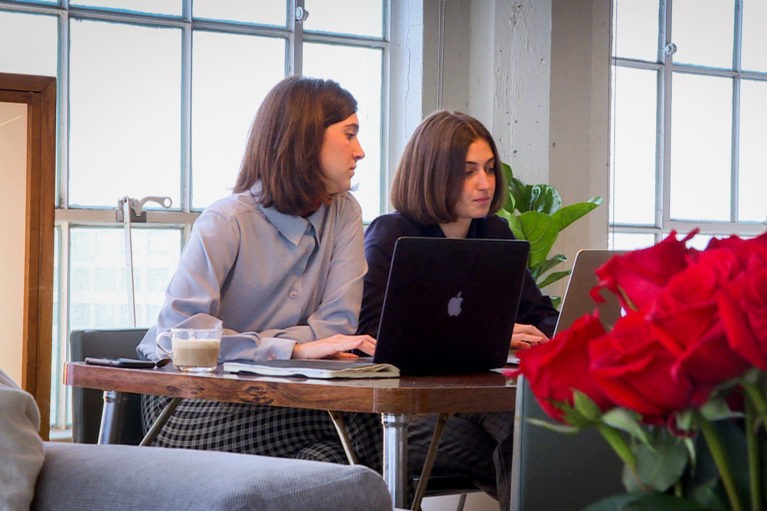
top-left (373, 237), bottom-right (530, 375)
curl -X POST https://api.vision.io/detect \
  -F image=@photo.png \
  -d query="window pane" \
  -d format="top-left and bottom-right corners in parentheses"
top-left (193, 0), bottom-right (286, 26)
top-left (612, 0), bottom-right (658, 61)
top-left (303, 43), bottom-right (382, 222)
top-left (192, 32), bottom-right (285, 210)
top-left (609, 232), bottom-right (656, 250)
top-left (611, 67), bottom-right (657, 225)
top-left (0, 11), bottom-right (57, 76)
top-left (70, 0), bottom-right (181, 16)
top-left (742, 0), bottom-right (767, 72)
top-left (69, 20), bottom-right (181, 208)
top-left (670, 73), bottom-right (732, 221)
top-left (69, 227), bottom-right (181, 330)
top-left (738, 79), bottom-right (767, 223)
top-left (303, 0), bottom-right (383, 38)
top-left (672, 0), bottom-right (734, 68)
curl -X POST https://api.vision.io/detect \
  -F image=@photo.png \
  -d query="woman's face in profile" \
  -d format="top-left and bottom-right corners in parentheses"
top-left (320, 113), bottom-right (365, 195)
top-left (452, 138), bottom-right (497, 222)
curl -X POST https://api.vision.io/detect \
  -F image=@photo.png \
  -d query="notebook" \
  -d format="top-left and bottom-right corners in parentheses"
top-left (372, 236), bottom-right (531, 375)
top-left (223, 359), bottom-right (399, 379)
top-left (553, 249), bottom-right (626, 335)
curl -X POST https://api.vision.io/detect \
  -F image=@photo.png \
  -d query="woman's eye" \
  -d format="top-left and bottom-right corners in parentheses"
top-left (486, 166), bottom-right (496, 174)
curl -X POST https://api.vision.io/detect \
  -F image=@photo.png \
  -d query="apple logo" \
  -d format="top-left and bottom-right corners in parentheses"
top-left (447, 292), bottom-right (463, 317)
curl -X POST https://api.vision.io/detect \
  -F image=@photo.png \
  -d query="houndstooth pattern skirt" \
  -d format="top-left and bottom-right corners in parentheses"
top-left (141, 394), bottom-right (383, 472)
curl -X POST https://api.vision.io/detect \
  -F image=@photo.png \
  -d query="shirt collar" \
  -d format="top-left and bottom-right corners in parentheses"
top-left (250, 182), bottom-right (325, 246)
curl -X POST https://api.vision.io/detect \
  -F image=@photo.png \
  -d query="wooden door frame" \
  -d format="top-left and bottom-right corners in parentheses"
top-left (0, 72), bottom-right (56, 439)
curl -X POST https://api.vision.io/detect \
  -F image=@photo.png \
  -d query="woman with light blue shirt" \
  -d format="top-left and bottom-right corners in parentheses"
top-left (138, 76), bottom-right (381, 469)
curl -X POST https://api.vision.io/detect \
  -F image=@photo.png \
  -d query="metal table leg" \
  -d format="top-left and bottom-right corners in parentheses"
top-left (327, 410), bottom-right (360, 465)
top-left (140, 397), bottom-right (181, 446)
top-left (382, 413), bottom-right (409, 508)
top-left (97, 390), bottom-right (127, 444)
top-left (411, 413), bottom-right (450, 510)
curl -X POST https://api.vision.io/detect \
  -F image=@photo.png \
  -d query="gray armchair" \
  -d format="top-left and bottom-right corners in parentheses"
top-left (34, 442), bottom-right (392, 511)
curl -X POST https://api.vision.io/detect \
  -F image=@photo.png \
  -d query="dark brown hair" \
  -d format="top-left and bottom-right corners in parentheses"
top-left (233, 76), bottom-right (358, 215)
top-left (390, 110), bottom-right (505, 224)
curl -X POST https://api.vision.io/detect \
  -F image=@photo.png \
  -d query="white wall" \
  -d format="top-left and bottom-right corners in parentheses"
top-left (0, 101), bottom-right (28, 385)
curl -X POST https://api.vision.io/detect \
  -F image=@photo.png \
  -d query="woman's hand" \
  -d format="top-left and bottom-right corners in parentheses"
top-left (291, 334), bottom-right (377, 359)
top-left (510, 323), bottom-right (550, 350)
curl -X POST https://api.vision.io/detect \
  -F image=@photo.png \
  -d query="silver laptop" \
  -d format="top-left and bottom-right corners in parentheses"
top-left (372, 236), bottom-right (531, 375)
top-left (554, 249), bottom-right (627, 334)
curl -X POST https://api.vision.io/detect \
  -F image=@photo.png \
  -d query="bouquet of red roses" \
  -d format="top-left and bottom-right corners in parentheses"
top-left (515, 230), bottom-right (767, 511)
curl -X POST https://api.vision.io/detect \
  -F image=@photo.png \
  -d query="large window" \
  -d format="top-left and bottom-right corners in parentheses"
top-left (0, 0), bottom-right (387, 434)
top-left (610, 0), bottom-right (766, 250)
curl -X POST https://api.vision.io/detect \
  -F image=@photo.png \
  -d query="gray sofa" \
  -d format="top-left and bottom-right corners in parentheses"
top-left (1, 366), bottom-right (391, 511)
top-left (33, 442), bottom-right (392, 511)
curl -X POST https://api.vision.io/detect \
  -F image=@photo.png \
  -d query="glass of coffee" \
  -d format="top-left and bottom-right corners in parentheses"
top-left (155, 328), bottom-right (222, 373)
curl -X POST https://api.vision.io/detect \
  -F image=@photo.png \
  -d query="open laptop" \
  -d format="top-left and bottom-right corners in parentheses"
top-left (509, 249), bottom-right (626, 511)
top-left (372, 236), bottom-right (530, 375)
top-left (554, 248), bottom-right (626, 334)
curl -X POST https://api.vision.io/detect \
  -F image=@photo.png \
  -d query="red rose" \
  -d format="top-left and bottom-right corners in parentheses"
top-left (516, 312), bottom-right (614, 423)
top-left (591, 230), bottom-right (699, 311)
top-left (705, 231), bottom-right (767, 266)
top-left (649, 249), bottom-right (751, 398)
top-left (589, 309), bottom-right (694, 424)
top-left (719, 257), bottom-right (767, 371)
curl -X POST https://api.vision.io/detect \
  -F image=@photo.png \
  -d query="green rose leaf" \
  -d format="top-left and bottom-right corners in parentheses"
top-left (601, 408), bottom-right (652, 447)
top-left (630, 429), bottom-right (689, 492)
top-left (584, 491), bottom-right (712, 511)
top-left (573, 390), bottom-right (604, 422)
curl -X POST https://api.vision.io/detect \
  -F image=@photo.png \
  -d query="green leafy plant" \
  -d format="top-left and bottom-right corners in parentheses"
top-left (497, 163), bottom-right (603, 306)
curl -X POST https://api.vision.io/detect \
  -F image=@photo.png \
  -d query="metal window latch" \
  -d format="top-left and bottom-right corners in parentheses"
top-left (295, 6), bottom-right (309, 23)
top-left (663, 42), bottom-right (677, 58)
top-left (115, 196), bottom-right (172, 223)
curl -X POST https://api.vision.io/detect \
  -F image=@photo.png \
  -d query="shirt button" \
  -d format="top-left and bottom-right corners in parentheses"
top-left (289, 290), bottom-right (298, 299)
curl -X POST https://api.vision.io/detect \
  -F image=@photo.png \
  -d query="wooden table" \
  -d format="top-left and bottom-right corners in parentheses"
top-left (65, 362), bottom-right (517, 507)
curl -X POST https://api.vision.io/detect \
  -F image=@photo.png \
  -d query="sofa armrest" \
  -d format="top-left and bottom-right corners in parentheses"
top-left (33, 443), bottom-right (392, 511)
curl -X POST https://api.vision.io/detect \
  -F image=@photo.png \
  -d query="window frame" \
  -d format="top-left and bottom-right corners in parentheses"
top-left (0, 0), bottom-right (390, 433)
top-left (610, 0), bottom-right (767, 248)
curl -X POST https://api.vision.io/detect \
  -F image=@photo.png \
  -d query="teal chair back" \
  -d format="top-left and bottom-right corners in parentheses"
top-left (510, 376), bottom-right (624, 511)
top-left (69, 328), bottom-right (148, 444)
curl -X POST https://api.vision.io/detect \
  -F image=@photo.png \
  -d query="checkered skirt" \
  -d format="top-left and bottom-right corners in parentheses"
top-left (141, 394), bottom-right (382, 472)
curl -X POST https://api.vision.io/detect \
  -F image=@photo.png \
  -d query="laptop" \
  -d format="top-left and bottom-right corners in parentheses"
top-left (509, 249), bottom-right (626, 511)
top-left (372, 236), bottom-right (530, 375)
top-left (554, 248), bottom-right (626, 334)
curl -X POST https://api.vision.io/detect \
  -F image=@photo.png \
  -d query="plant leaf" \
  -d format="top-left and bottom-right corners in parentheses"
top-left (528, 184), bottom-right (562, 214)
top-left (552, 198), bottom-right (603, 231)
top-left (512, 211), bottom-right (559, 268)
top-left (536, 269), bottom-right (571, 289)
top-left (573, 390), bottom-right (604, 422)
top-left (601, 408), bottom-right (652, 447)
top-left (585, 492), bottom-right (713, 511)
top-left (632, 429), bottom-right (689, 492)
top-left (525, 417), bottom-right (581, 434)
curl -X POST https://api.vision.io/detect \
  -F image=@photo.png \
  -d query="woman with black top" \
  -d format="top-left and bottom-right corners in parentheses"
top-left (359, 110), bottom-right (559, 510)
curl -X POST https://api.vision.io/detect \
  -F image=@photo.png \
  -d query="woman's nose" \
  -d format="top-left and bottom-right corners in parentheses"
top-left (354, 139), bottom-right (365, 160)
top-left (476, 169), bottom-right (492, 188)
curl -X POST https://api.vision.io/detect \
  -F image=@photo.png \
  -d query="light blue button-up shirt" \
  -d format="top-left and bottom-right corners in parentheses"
top-left (138, 183), bottom-right (367, 362)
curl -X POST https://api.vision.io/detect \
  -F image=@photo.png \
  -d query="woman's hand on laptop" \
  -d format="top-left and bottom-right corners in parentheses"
top-left (291, 334), bottom-right (377, 359)
top-left (510, 324), bottom-right (550, 350)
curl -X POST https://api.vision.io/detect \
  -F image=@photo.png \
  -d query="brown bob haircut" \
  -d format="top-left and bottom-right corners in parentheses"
top-left (233, 76), bottom-right (358, 215)
top-left (390, 110), bottom-right (505, 224)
